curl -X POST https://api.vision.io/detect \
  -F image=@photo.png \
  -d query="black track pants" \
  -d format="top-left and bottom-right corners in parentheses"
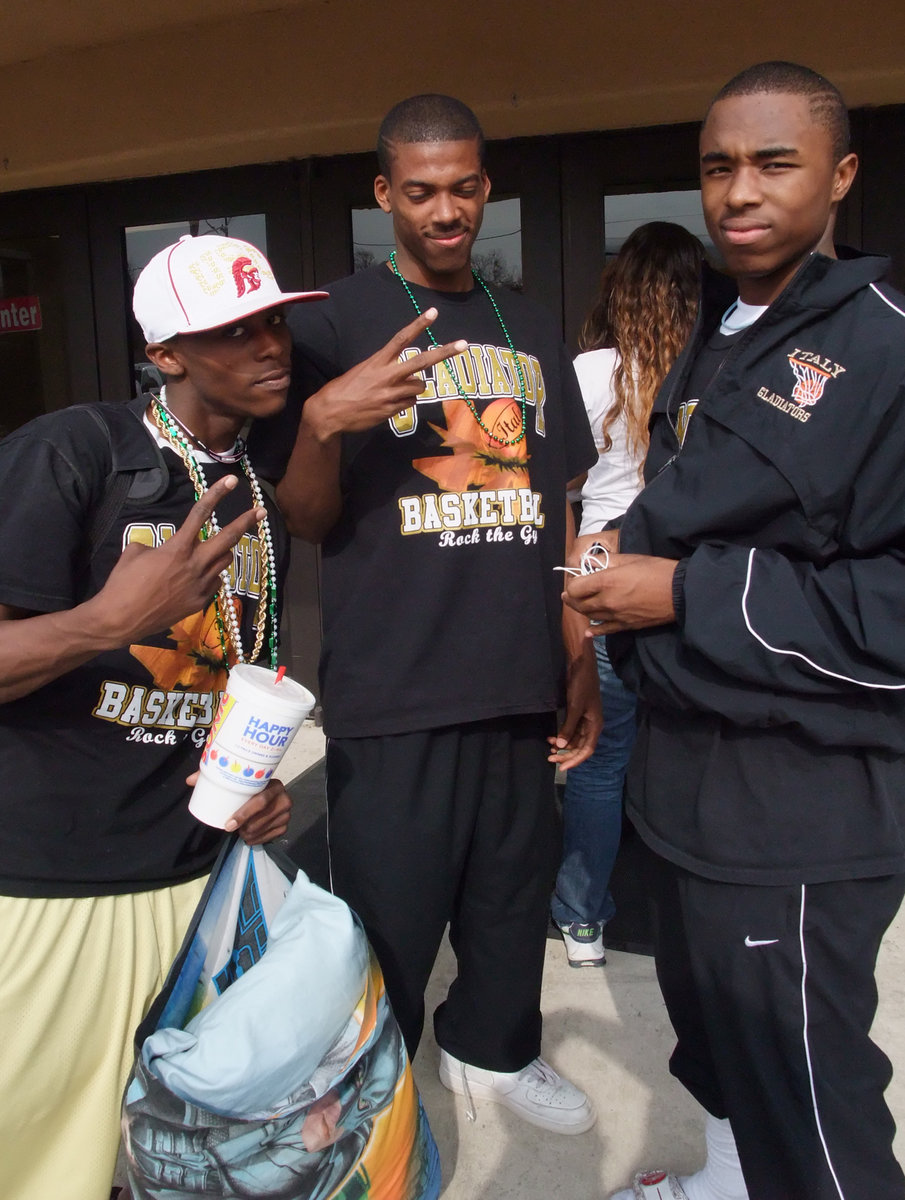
top-left (326, 714), bottom-right (559, 1069)
top-left (651, 855), bottom-right (905, 1200)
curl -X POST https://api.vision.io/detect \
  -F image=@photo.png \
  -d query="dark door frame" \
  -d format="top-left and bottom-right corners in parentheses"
top-left (859, 106), bottom-right (905, 290)
top-left (0, 187), bottom-right (99, 410)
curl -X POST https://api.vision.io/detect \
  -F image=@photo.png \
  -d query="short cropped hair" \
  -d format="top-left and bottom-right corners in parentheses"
top-left (708, 61), bottom-right (850, 163)
top-left (377, 94), bottom-right (485, 177)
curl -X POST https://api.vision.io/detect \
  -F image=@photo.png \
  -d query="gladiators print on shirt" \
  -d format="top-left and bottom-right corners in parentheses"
top-left (395, 343), bottom-right (546, 548)
top-left (92, 525), bottom-right (264, 745)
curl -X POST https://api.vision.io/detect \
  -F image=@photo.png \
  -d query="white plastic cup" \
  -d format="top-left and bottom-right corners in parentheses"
top-left (189, 664), bottom-right (316, 829)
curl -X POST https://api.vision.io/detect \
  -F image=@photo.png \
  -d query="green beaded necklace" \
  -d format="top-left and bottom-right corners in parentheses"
top-left (387, 249), bottom-right (528, 447)
top-left (151, 396), bottom-right (279, 671)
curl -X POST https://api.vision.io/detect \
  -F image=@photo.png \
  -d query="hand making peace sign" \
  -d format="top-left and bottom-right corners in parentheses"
top-left (93, 474), bottom-right (265, 643)
top-left (303, 309), bottom-right (468, 438)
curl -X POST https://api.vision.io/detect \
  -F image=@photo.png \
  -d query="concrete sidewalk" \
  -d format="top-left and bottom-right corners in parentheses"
top-left (280, 727), bottom-right (905, 1198)
top-left (417, 922), bottom-right (905, 1198)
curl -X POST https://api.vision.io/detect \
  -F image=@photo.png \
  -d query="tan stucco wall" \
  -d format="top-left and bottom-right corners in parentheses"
top-left (2, 0), bottom-right (904, 193)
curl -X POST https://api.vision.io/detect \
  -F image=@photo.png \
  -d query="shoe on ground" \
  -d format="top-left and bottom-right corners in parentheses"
top-left (438, 1048), bottom-right (596, 1134)
top-left (610, 1169), bottom-right (690, 1199)
top-left (559, 921), bottom-right (606, 967)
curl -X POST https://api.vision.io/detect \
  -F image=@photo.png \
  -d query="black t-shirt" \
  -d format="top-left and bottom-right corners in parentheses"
top-left (0, 408), bottom-right (288, 897)
top-left (252, 265), bottom-right (596, 738)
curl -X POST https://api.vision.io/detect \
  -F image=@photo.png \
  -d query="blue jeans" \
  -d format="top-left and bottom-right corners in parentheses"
top-left (551, 637), bottom-right (638, 928)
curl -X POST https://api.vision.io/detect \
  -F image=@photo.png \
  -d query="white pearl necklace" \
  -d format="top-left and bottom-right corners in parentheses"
top-left (151, 390), bottom-right (277, 667)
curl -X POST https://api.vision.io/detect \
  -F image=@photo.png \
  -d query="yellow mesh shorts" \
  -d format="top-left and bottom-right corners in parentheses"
top-left (0, 876), bottom-right (208, 1200)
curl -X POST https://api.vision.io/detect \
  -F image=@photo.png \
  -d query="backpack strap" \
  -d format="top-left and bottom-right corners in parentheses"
top-left (82, 395), bottom-right (169, 562)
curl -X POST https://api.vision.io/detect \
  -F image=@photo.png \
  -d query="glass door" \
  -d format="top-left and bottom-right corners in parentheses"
top-left (0, 190), bottom-right (97, 437)
top-left (561, 121), bottom-right (703, 351)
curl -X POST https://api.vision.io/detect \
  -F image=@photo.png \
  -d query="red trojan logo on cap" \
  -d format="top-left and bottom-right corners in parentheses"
top-left (232, 256), bottom-right (262, 298)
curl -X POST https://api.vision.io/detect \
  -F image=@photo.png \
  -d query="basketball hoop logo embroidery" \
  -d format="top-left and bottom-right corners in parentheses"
top-left (788, 354), bottom-right (832, 407)
top-left (231, 256), bottom-right (262, 298)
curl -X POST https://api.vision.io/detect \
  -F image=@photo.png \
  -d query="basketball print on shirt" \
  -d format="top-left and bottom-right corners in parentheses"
top-left (412, 398), bottom-right (530, 492)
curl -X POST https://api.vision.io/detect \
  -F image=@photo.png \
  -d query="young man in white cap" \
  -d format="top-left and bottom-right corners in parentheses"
top-left (565, 62), bottom-right (905, 1199)
top-left (0, 232), bottom-right (460, 1200)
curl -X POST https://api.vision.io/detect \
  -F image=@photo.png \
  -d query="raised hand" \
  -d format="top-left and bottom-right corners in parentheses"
top-left (0, 474), bottom-right (268, 704)
top-left (88, 474), bottom-right (265, 643)
top-left (304, 309), bottom-right (468, 439)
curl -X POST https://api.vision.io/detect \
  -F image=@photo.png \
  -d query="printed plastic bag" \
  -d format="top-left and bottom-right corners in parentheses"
top-left (121, 838), bottom-right (441, 1199)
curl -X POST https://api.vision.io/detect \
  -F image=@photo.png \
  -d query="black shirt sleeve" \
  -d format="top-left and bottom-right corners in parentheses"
top-left (559, 345), bottom-right (598, 480)
top-left (0, 410), bottom-right (108, 612)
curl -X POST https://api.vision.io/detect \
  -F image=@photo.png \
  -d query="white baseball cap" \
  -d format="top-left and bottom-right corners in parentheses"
top-left (132, 233), bottom-right (327, 343)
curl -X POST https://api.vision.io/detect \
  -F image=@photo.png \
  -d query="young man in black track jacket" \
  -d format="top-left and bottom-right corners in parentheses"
top-left (565, 62), bottom-right (905, 1200)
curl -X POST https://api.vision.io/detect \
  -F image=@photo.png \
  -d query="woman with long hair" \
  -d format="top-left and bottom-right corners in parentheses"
top-left (554, 221), bottom-right (704, 967)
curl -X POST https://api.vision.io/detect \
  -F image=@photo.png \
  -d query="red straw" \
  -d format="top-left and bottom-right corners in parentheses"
top-left (275, 665), bottom-right (287, 684)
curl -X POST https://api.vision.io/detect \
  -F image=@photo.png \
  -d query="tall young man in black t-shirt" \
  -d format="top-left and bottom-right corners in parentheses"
top-left (0, 234), bottom-right (334, 1200)
top-left (268, 95), bottom-right (601, 1134)
top-left (565, 63), bottom-right (905, 1199)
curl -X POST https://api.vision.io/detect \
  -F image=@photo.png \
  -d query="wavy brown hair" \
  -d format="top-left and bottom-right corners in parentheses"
top-left (579, 221), bottom-right (704, 460)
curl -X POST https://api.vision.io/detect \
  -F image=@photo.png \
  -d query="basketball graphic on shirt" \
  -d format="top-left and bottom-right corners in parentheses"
top-left (413, 399), bottom-right (530, 492)
top-left (486, 397), bottom-right (524, 446)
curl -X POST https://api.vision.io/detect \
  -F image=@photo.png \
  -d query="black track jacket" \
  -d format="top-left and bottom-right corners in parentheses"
top-left (611, 251), bottom-right (905, 884)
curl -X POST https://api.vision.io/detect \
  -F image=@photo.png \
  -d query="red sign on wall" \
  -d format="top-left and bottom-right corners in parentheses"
top-left (0, 296), bottom-right (42, 333)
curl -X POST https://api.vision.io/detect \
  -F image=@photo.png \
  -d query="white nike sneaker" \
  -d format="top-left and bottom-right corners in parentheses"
top-left (559, 921), bottom-right (607, 967)
top-left (438, 1049), bottom-right (596, 1134)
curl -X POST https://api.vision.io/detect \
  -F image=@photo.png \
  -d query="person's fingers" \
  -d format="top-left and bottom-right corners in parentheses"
top-left (375, 310), bottom-right (467, 380)
top-left (185, 773), bottom-right (286, 844)
top-left (240, 818), bottom-right (291, 846)
top-left (224, 789), bottom-right (271, 831)
top-left (547, 714), bottom-right (599, 768)
top-left (399, 339), bottom-right (470, 378)
top-left (562, 586), bottom-right (588, 615)
top-left (379, 308), bottom-right (440, 358)
top-left (225, 780), bottom-right (291, 841)
top-left (207, 504), bottom-right (267, 561)
top-left (169, 475), bottom-right (240, 545)
top-left (115, 542), bottom-right (149, 565)
top-left (565, 571), bottom-right (604, 601)
top-left (183, 775), bottom-right (291, 844)
top-left (552, 714), bottom-right (577, 747)
top-left (234, 812), bottom-right (291, 844)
